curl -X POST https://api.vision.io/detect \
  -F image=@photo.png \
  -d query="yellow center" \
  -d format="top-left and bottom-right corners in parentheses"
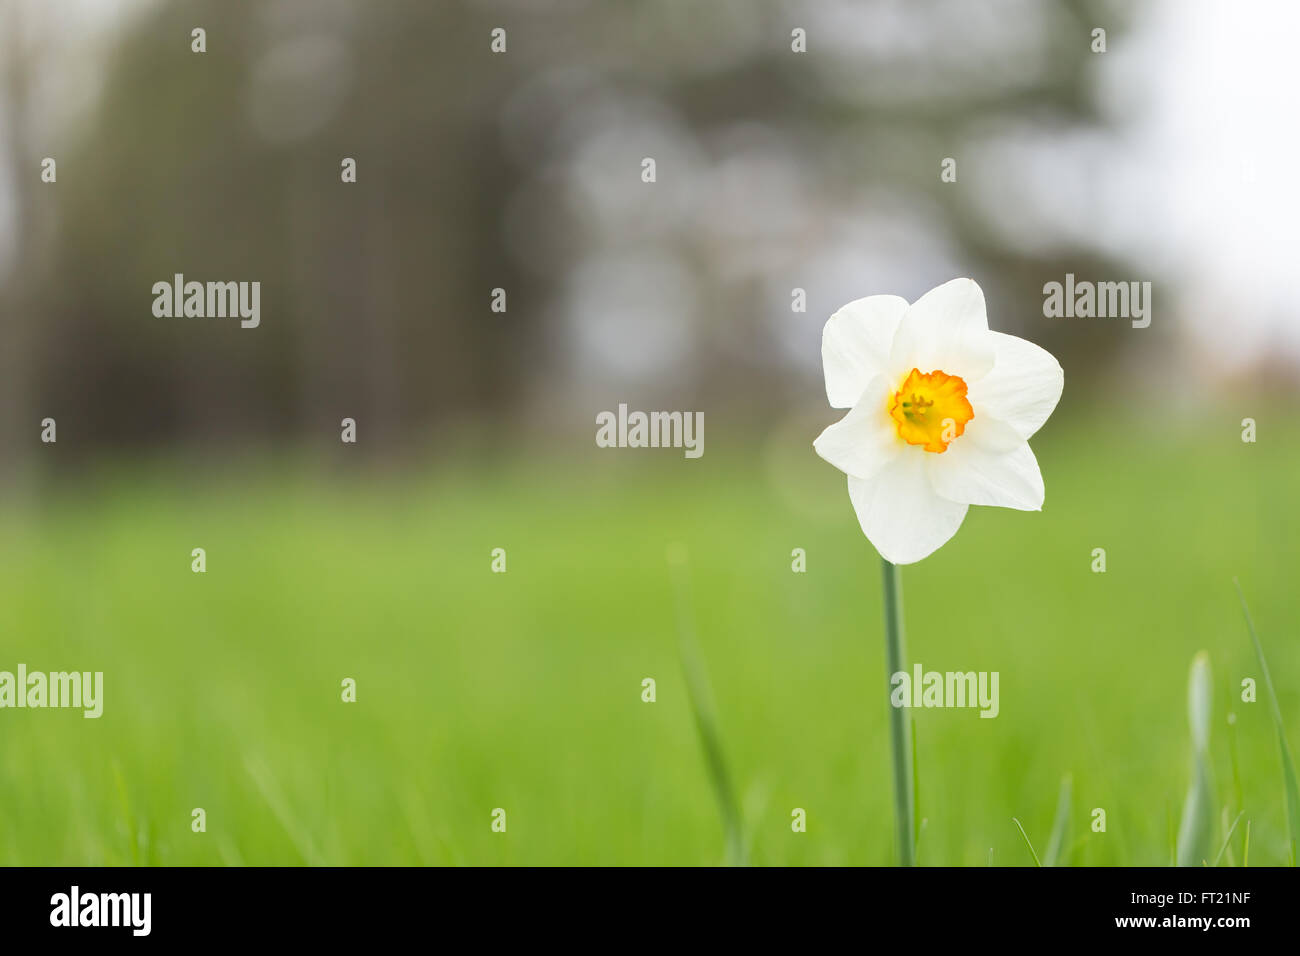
top-left (888, 368), bottom-right (973, 453)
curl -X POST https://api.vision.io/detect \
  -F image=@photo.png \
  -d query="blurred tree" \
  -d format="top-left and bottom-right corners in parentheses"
top-left (1, 0), bottom-right (1134, 468)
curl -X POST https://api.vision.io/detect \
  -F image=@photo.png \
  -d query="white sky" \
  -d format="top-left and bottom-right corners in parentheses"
top-left (1108, 0), bottom-right (1300, 366)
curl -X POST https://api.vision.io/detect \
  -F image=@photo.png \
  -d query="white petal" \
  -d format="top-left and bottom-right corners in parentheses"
top-left (846, 453), bottom-right (968, 565)
top-left (821, 295), bottom-right (909, 408)
top-left (926, 417), bottom-right (1045, 511)
top-left (813, 376), bottom-right (903, 480)
top-left (889, 278), bottom-right (994, 381)
top-left (965, 331), bottom-right (1064, 440)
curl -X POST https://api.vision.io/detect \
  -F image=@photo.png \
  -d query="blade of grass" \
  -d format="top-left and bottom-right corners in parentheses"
top-left (1212, 811), bottom-right (1245, 867)
top-left (1235, 579), bottom-right (1299, 866)
top-left (1220, 807), bottom-right (1238, 868)
top-left (1043, 774), bottom-right (1073, 867)
top-left (1176, 651), bottom-right (1215, 866)
top-left (668, 545), bottom-right (746, 866)
top-left (1012, 817), bottom-right (1042, 867)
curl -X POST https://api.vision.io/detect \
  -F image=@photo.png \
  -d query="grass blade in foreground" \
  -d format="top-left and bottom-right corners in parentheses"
top-left (667, 545), bottom-right (746, 866)
top-left (1176, 651), bottom-right (1214, 866)
top-left (1012, 817), bottom-right (1042, 866)
top-left (1212, 811), bottom-right (1245, 867)
top-left (1235, 579), bottom-right (1300, 866)
top-left (1042, 774), bottom-right (1073, 867)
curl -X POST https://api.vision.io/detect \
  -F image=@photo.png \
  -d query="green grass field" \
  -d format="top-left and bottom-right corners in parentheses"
top-left (0, 405), bottom-right (1295, 865)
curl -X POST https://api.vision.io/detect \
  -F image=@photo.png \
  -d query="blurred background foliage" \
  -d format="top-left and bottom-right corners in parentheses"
top-left (0, 0), bottom-right (1144, 470)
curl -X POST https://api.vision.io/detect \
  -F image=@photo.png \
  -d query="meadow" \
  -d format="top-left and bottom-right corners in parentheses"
top-left (0, 403), bottom-right (1294, 866)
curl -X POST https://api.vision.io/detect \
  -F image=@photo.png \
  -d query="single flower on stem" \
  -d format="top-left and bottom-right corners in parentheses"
top-left (814, 277), bottom-right (1063, 864)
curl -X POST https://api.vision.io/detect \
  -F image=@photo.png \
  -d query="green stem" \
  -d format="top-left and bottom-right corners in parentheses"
top-left (881, 558), bottom-right (914, 866)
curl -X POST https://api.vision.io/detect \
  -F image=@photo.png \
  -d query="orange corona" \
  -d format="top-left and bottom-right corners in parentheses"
top-left (888, 368), bottom-right (973, 453)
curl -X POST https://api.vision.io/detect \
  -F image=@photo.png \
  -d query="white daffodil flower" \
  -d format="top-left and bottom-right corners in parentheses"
top-left (814, 278), bottom-right (1064, 565)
